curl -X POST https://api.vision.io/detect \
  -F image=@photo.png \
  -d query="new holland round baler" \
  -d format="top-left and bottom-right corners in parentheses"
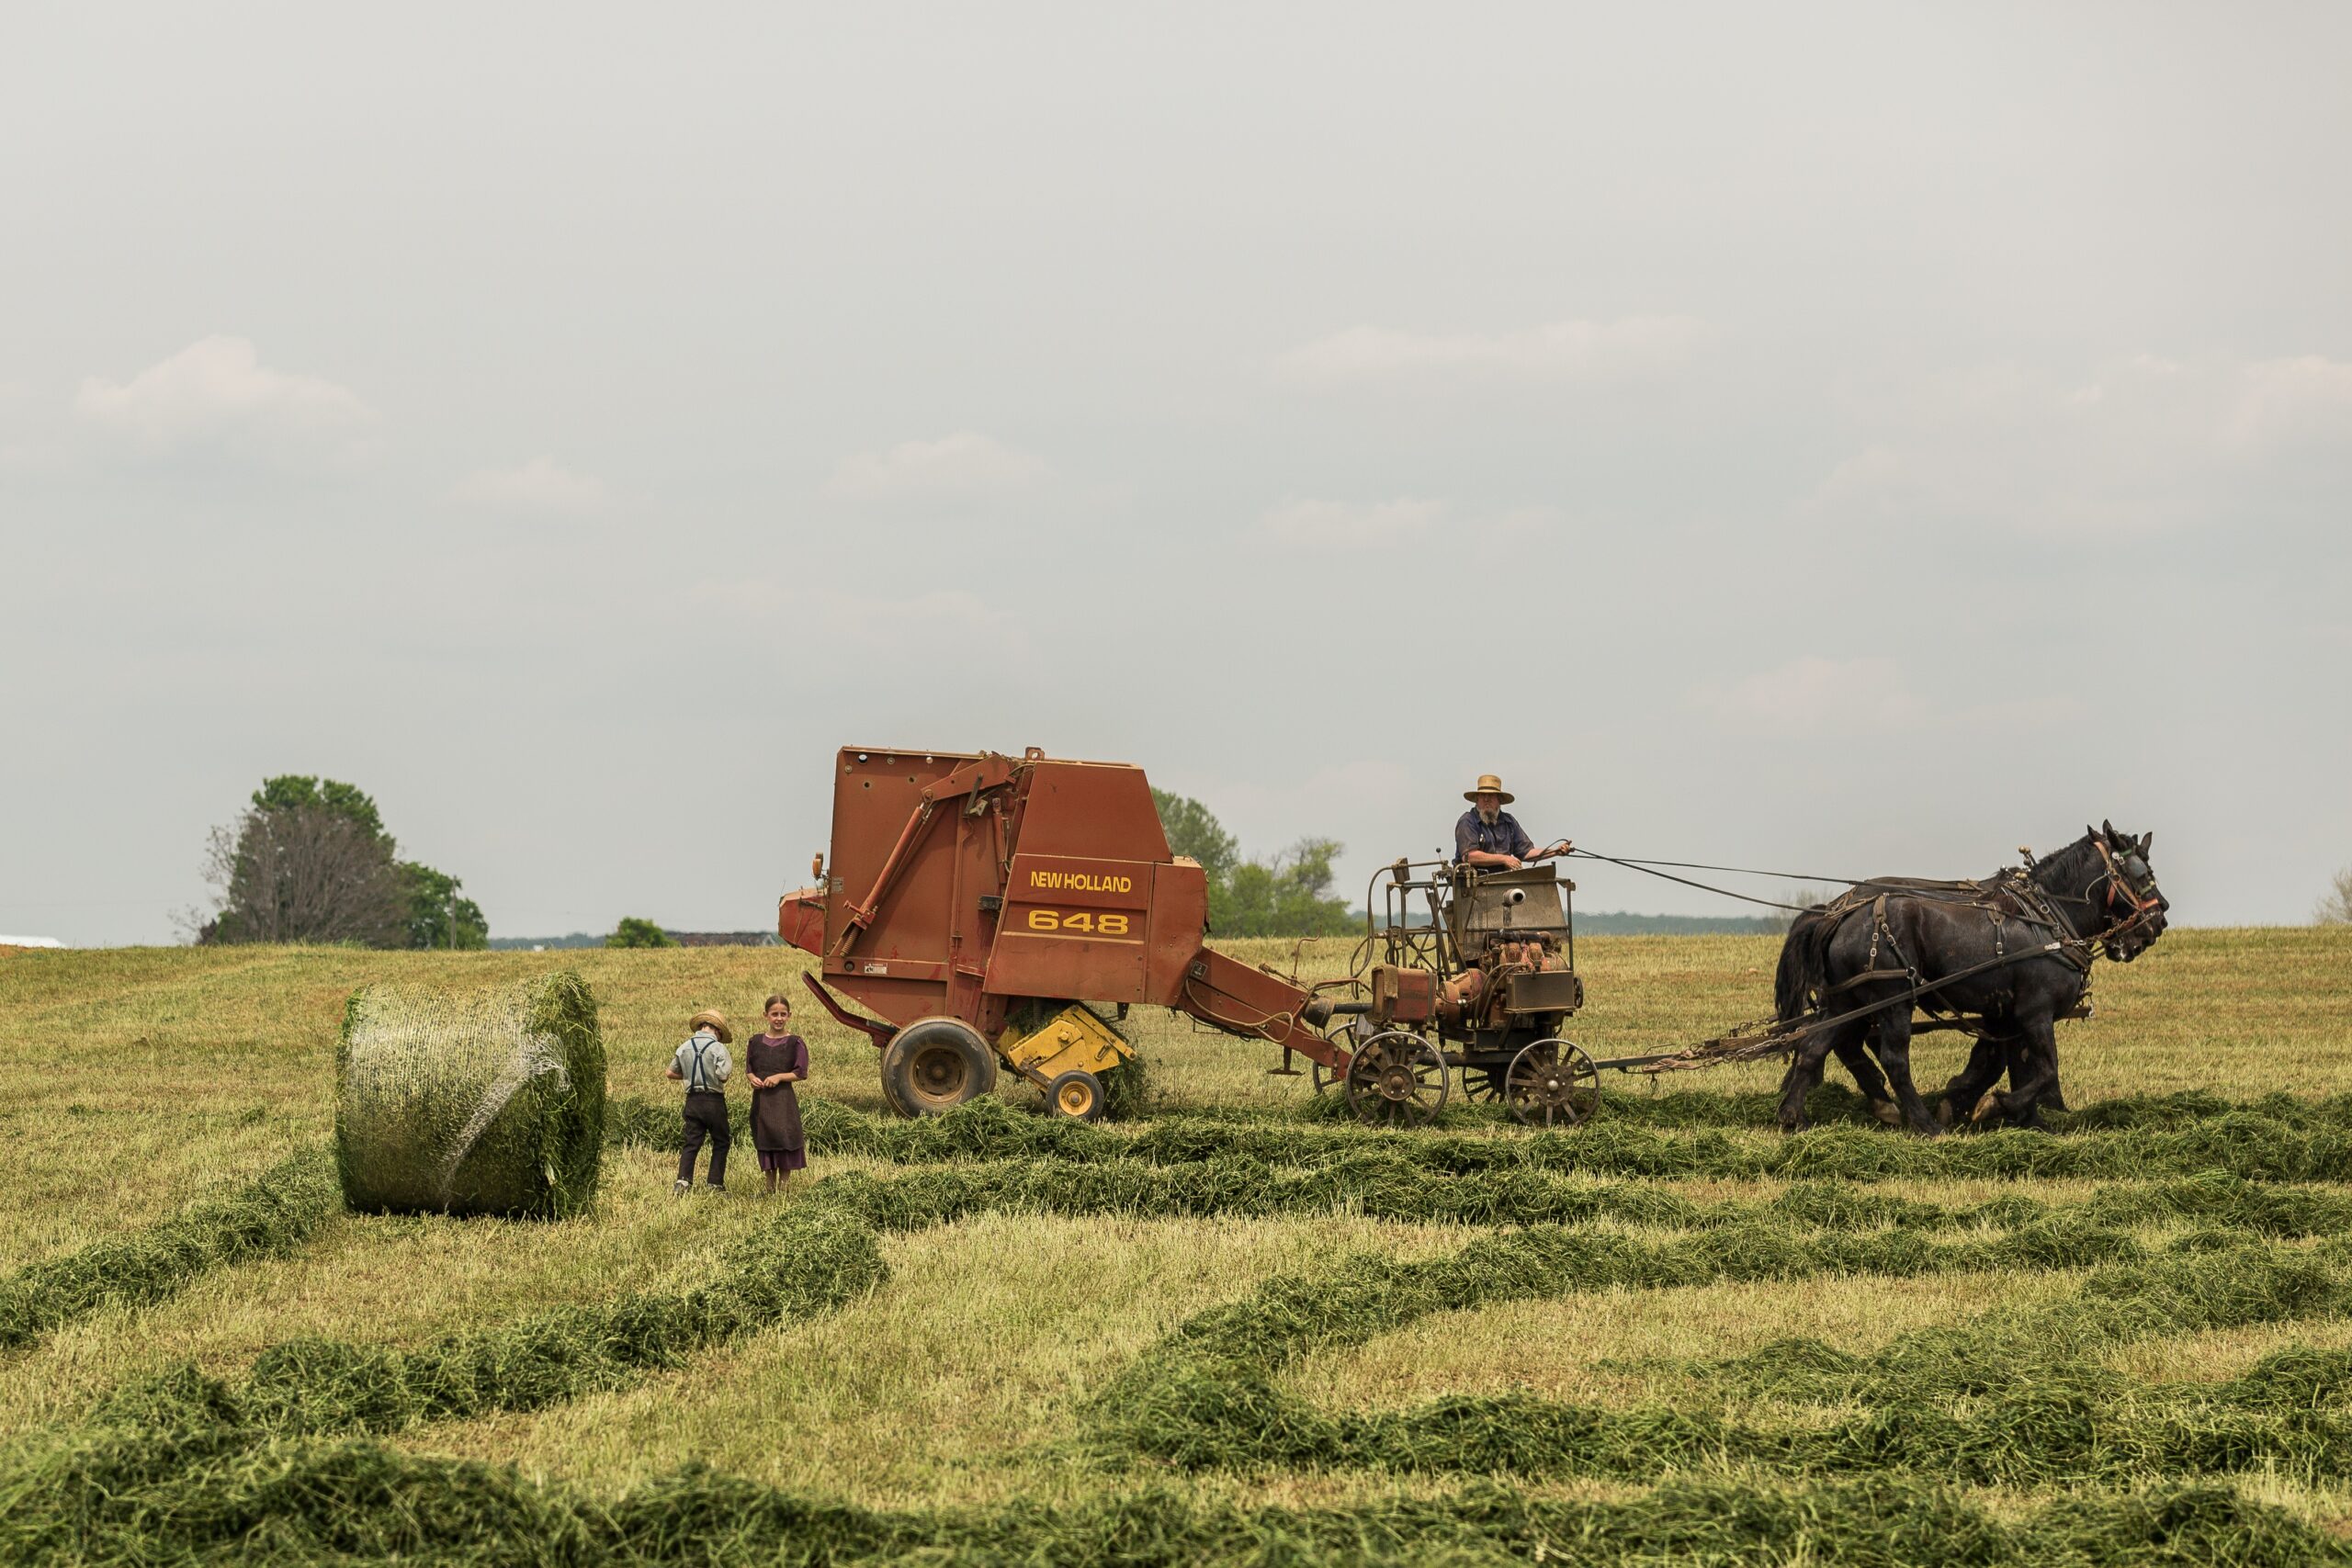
top-left (778, 746), bottom-right (1346, 1119)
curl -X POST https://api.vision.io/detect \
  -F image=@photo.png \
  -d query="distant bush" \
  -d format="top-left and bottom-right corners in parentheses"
top-left (605, 917), bottom-right (676, 949)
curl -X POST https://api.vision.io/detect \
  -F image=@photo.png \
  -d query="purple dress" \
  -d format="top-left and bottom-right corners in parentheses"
top-left (746, 1032), bottom-right (809, 1173)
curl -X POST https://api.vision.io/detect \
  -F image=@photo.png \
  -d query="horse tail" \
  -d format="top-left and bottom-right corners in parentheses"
top-left (1775, 907), bottom-right (1826, 1024)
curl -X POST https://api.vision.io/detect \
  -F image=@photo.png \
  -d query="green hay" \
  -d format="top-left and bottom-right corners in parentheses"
top-left (0, 1419), bottom-right (2338, 1568)
top-left (1088, 1239), bottom-right (2352, 1485)
top-left (658, 1092), bottom-right (2352, 1187)
top-left (336, 973), bottom-right (605, 1219)
top-left (0, 1150), bottom-right (337, 1353)
top-left (1099, 1054), bottom-right (1148, 1121)
top-left (20, 1143), bottom-right (2352, 1561)
top-left (101, 1196), bottom-right (885, 1438)
top-left (76, 1147), bottom-right (2208, 1448)
top-left (617, 1083), bottom-right (2352, 1143)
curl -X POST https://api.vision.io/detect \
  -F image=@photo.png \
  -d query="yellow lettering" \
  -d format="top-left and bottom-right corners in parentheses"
top-left (1025, 869), bottom-right (1135, 894)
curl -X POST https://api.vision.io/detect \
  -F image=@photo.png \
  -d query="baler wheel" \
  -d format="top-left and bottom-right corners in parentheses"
top-left (1344, 1031), bottom-right (1448, 1128)
top-left (1047, 1069), bottom-right (1107, 1122)
top-left (880, 1017), bottom-right (999, 1118)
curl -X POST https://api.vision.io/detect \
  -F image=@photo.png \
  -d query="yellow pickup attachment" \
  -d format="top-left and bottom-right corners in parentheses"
top-left (998, 1005), bottom-right (1133, 1121)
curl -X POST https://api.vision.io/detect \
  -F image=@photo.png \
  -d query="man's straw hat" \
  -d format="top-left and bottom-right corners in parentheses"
top-left (1464, 773), bottom-right (1514, 805)
top-left (689, 1009), bottom-right (733, 1044)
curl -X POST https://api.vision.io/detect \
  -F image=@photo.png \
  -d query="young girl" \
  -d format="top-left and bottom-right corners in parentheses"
top-left (743, 993), bottom-right (809, 1192)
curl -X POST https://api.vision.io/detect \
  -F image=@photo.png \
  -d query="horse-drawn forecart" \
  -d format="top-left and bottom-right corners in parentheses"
top-left (1303, 818), bottom-right (2169, 1133)
top-left (778, 748), bottom-right (2169, 1133)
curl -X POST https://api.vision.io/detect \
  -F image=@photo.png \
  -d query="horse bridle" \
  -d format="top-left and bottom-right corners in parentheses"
top-left (2086, 838), bottom-right (2166, 944)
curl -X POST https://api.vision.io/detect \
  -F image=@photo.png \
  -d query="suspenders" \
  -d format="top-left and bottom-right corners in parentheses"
top-left (684, 1033), bottom-right (719, 1093)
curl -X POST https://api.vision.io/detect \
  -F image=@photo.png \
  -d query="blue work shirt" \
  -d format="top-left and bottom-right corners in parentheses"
top-left (1456, 808), bottom-right (1535, 863)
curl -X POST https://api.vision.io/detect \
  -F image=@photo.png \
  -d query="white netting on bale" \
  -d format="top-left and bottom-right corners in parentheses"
top-left (335, 973), bottom-right (605, 1219)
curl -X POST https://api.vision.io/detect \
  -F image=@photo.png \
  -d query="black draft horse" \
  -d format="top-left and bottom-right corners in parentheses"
top-left (1771, 822), bottom-right (2168, 1134)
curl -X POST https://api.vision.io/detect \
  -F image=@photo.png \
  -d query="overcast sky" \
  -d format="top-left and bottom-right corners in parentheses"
top-left (4, 3), bottom-right (2348, 944)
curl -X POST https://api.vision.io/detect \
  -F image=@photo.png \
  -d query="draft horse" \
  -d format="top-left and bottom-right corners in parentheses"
top-left (1771, 822), bottom-right (2168, 1134)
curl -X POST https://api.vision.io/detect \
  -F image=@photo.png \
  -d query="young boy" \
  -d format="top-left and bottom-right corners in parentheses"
top-left (666, 1009), bottom-right (734, 1194)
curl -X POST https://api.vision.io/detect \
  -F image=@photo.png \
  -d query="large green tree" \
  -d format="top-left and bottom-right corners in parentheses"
top-left (1150, 791), bottom-right (1356, 938)
top-left (1215, 836), bottom-right (1359, 938)
top-left (197, 775), bottom-right (487, 948)
top-left (1150, 788), bottom-right (1240, 883)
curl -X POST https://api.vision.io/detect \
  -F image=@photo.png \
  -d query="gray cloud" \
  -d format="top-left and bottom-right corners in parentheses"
top-left (1272, 316), bottom-right (1707, 391)
top-left (822, 433), bottom-right (1048, 502)
top-left (73, 336), bottom-right (376, 467)
top-left (451, 457), bottom-right (613, 513)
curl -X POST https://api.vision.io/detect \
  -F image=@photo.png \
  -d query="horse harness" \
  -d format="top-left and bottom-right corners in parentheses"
top-left (1805, 864), bottom-right (2105, 1033)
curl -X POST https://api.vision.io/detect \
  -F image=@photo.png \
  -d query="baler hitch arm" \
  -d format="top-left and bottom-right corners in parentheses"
top-left (1175, 947), bottom-right (1351, 1073)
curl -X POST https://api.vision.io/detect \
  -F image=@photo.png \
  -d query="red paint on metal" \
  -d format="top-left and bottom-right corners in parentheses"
top-left (798, 973), bottom-right (895, 1048)
top-left (778, 745), bottom-right (1349, 1072)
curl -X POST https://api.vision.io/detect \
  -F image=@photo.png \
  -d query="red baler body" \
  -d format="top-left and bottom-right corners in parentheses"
top-left (778, 746), bottom-right (1340, 1070)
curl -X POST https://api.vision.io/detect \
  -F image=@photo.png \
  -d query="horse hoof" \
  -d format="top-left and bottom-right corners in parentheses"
top-left (1780, 1117), bottom-right (1809, 1136)
top-left (1971, 1090), bottom-right (2002, 1124)
top-left (1869, 1099), bottom-right (1904, 1128)
top-left (1935, 1097), bottom-right (1955, 1129)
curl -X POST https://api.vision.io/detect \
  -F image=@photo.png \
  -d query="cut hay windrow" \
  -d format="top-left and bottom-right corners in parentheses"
top-left (1091, 1241), bottom-right (2352, 1484)
top-left (1291, 1083), bottom-right (2352, 1134)
top-left (1231, 1364), bottom-right (2352, 1486)
top-left (0, 1150), bottom-right (337, 1353)
top-left (74, 1151), bottom-right (2188, 1446)
top-left (1096, 1214), bottom-right (2158, 1390)
top-left (2, 1413), bottom-right (2341, 1567)
top-left (109, 1197), bottom-right (887, 1438)
top-left (619, 1092), bottom-right (2352, 1186)
top-left (337, 973), bottom-right (605, 1219)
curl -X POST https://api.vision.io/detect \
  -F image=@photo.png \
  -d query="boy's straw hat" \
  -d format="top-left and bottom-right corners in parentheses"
top-left (1463, 773), bottom-right (1514, 805)
top-left (689, 1009), bottom-right (733, 1044)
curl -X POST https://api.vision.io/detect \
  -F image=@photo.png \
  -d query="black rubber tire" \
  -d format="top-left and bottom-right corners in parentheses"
top-left (877, 1054), bottom-right (911, 1118)
top-left (880, 1017), bottom-right (998, 1117)
top-left (1046, 1068), bottom-right (1106, 1122)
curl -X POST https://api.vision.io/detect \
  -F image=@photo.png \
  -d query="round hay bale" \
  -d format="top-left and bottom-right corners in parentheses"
top-left (335, 972), bottom-right (605, 1218)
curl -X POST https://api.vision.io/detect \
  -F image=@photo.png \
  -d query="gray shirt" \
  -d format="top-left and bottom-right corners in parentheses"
top-left (673, 1029), bottom-right (733, 1094)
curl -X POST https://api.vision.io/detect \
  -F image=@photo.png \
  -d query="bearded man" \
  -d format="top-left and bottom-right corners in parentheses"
top-left (1454, 774), bottom-right (1570, 870)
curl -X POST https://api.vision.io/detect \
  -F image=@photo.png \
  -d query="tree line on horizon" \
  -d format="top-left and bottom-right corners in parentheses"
top-left (176, 773), bottom-right (2352, 946)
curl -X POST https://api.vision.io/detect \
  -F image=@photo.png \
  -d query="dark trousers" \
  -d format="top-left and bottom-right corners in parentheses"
top-left (679, 1092), bottom-right (730, 1187)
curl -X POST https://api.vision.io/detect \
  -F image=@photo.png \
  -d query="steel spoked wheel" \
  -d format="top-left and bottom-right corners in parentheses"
top-left (1505, 1038), bottom-right (1600, 1128)
top-left (1345, 1031), bottom-right (1448, 1127)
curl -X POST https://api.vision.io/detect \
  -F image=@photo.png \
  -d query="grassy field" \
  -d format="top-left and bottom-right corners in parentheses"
top-left (4, 928), bottom-right (2352, 1563)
